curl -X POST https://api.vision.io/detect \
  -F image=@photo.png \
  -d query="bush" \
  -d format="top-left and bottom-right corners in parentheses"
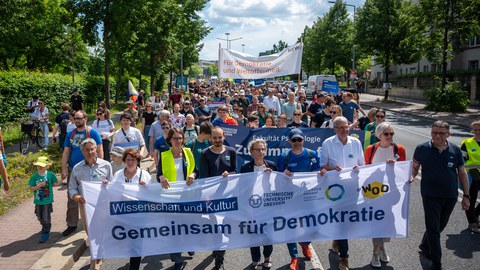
top-left (424, 81), bottom-right (470, 112)
top-left (0, 145), bottom-right (62, 215)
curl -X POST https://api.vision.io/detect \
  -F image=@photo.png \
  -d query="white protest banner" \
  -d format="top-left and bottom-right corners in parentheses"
top-left (83, 161), bottom-right (411, 259)
top-left (218, 43), bottom-right (303, 79)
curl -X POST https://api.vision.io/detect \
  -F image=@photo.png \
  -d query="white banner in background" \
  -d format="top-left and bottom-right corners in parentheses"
top-left (218, 43), bottom-right (303, 79)
top-left (83, 161), bottom-right (412, 259)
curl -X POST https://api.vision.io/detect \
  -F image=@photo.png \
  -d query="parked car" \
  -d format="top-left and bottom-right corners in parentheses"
top-left (306, 75), bottom-right (337, 99)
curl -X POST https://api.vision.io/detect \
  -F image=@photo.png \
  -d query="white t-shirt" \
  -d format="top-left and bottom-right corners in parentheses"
top-left (254, 164), bottom-right (267, 172)
top-left (320, 135), bottom-right (365, 168)
top-left (112, 167), bottom-right (151, 184)
top-left (371, 145), bottom-right (395, 164)
top-left (113, 127), bottom-right (145, 150)
top-left (92, 119), bottom-right (114, 140)
top-left (34, 107), bottom-right (49, 123)
top-left (263, 96), bottom-right (281, 115)
top-left (174, 157), bottom-right (185, 181)
top-left (27, 100), bottom-right (39, 118)
top-left (67, 122), bottom-right (76, 133)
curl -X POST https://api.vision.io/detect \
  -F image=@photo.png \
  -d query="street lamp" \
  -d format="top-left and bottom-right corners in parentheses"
top-left (329, 1), bottom-right (356, 85)
top-left (217, 32), bottom-right (243, 50)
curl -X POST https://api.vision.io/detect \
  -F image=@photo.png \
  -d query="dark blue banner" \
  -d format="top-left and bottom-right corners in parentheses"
top-left (218, 124), bottom-right (367, 169)
top-left (322, 80), bottom-right (340, 94)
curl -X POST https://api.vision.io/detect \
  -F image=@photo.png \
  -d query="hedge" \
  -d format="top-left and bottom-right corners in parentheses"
top-left (0, 70), bottom-right (118, 124)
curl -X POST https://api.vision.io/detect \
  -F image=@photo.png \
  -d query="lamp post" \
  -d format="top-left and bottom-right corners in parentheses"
top-left (217, 32), bottom-right (243, 50)
top-left (329, 1), bottom-right (356, 86)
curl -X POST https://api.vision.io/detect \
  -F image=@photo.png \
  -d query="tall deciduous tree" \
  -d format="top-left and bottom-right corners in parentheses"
top-left (356, 0), bottom-right (420, 83)
top-left (416, 0), bottom-right (480, 89)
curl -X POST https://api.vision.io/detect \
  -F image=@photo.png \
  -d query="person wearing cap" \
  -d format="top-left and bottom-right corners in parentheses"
top-left (61, 110), bottom-right (103, 237)
top-left (124, 100), bottom-right (139, 127)
top-left (237, 89), bottom-right (250, 117)
top-left (110, 146), bottom-right (126, 175)
top-left (69, 138), bottom-right (112, 270)
top-left (277, 128), bottom-right (320, 270)
top-left (306, 92), bottom-right (327, 119)
top-left (92, 108), bottom-right (115, 161)
top-left (112, 113), bottom-right (146, 154)
top-left (263, 89), bottom-right (281, 116)
top-left (194, 97), bottom-right (212, 125)
top-left (29, 156), bottom-right (60, 243)
top-left (26, 95), bottom-right (39, 120)
top-left (319, 116), bottom-right (365, 270)
top-left (180, 100), bottom-right (194, 116)
top-left (71, 88), bottom-right (84, 111)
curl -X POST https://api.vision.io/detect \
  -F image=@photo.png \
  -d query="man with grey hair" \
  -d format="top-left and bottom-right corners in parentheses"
top-left (61, 110), bottom-right (103, 237)
top-left (148, 109), bottom-right (171, 155)
top-left (69, 138), bottom-right (112, 270)
top-left (320, 116), bottom-right (365, 270)
top-left (412, 120), bottom-right (469, 270)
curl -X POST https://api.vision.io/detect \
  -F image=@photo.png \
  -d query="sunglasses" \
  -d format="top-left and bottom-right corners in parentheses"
top-left (162, 126), bottom-right (170, 130)
top-left (330, 111), bottom-right (337, 114)
top-left (96, 113), bottom-right (103, 115)
top-left (291, 138), bottom-right (303, 143)
top-left (74, 117), bottom-right (84, 120)
top-left (383, 132), bottom-right (395, 136)
top-left (294, 113), bottom-right (301, 116)
top-left (376, 115), bottom-right (385, 118)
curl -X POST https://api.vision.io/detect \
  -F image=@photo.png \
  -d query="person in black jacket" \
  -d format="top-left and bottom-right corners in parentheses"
top-left (240, 139), bottom-right (277, 270)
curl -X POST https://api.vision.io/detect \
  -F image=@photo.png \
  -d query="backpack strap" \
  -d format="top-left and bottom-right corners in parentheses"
top-left (70, 127), bottom-right (91, 140)
top-left (368, 142), bottom-right (380, 164)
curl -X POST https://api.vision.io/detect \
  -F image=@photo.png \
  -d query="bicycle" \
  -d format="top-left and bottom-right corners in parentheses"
top-left (20, 120), bottom-right (45, 154)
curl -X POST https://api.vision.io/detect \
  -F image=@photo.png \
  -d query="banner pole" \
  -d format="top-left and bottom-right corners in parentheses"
top-left (218, 43), bottom-right (221, 80)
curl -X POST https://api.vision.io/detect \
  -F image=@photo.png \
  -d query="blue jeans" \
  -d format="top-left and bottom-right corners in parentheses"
top-left (39, 122), bottom-right (49, 147)
top-left (286, 242), bottom-right (310, 258)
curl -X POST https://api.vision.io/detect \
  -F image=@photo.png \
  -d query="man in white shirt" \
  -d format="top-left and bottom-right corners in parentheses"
top-left (319, 116), bottom-right (365, 270)
top-left (263, 88), bottom-right (281, 116)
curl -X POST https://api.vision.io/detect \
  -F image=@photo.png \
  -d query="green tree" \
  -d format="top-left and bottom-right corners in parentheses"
top-left (259, 40), bottom-right (289, 56)
top-left (416, 0), bottom-right (480, 90)
top-left (356, 0), bottom-right (421, 83)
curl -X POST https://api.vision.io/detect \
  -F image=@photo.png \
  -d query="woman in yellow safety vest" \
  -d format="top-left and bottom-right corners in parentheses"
top-left (461, 120), bottom-right (480, 234)
top-left (156, 127), bottom-right (197, 269)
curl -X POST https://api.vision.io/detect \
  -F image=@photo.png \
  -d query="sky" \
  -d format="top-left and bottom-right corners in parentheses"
top-left (198, 0), bottom-right (365, 60)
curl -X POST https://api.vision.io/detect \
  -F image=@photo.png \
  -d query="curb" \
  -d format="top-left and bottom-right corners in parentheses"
top-left (29, 231), bottom-right (88, 270)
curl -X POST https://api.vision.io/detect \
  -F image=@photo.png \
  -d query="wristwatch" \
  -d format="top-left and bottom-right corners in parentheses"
top-left (463, 194), bottom-right (470, 199)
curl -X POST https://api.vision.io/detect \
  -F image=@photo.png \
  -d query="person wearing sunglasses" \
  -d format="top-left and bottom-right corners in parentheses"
top-left (363, 122), bottom-right (406, 268)
top-left (320, 105), bottom-right (343, 129)
top-left (365, 109), bottom-right (387, 144)
top-left (152, 121), bottom-right (172, 169)
top-left (460, 120), bottom-right (480, 233)
top-left (277, 128), bottom-right (320, 270)
top-left (287, 109), bottom-right (308, 128)
top-left (319, 116), bottom-right (365, 270)
top-left (92, 109), bottom-right (115, 161)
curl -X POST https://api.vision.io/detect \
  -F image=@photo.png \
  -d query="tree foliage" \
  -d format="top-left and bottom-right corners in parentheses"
top-left (259, 40), bottom-right (289, 56)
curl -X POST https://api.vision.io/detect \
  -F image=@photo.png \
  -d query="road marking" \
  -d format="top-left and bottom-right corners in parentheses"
top-left (309, 243), bottom-right (324, 270)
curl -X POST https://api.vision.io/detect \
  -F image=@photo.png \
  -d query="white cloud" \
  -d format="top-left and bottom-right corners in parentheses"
top-left (199, 0), bottom-right (364, 60)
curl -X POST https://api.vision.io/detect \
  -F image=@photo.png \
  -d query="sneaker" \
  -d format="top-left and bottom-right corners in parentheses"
top-left (468, 223), bottom-right (480, 233)
top-left (39, 232), bottom-right (49, 243)
top-left (62, 226), bottom-right (77, 236)
top-left (331, 240), bottom-right (339, 254)
top-left (299, 242), bottom-right (312, 260)
top-left (289, 258), bottom-right (298, 270)
top-left (339, 257), bottom-right (349, 270)
top-left (379, 246), bottom-right (390, 263)
top-left (263, 258), bottom-right (272, 270)
top-left (370, 252), bottom-right (381, 268)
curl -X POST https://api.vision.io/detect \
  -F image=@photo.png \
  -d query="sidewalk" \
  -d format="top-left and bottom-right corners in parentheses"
top-left (0, 95), bottom-right (478, 270)
top-left (360, 93), bottom-right (480, 129)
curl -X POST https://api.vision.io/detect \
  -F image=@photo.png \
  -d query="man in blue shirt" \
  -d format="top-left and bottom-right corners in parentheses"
top-left (277, 128), bottom-right (320, 270)
top-left (61, 110), bottom-right (103, 236)
top-left (412, 121), bottom-right (470, 270)
top-left (339, 92), bottom-right (366, 123)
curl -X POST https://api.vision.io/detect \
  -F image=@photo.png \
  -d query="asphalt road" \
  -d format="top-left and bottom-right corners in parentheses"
top-left (72, 111), bottom-right (480, 270)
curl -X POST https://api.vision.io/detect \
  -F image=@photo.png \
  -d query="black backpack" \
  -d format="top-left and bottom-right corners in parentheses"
top-left (59, 113), bottom-right (70, 138)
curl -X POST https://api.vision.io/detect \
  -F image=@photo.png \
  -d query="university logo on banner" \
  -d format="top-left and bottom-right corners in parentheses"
top-left (83, 161), bottom-right (412, 259)
top-left (219, 43), bottom-right (303, 79)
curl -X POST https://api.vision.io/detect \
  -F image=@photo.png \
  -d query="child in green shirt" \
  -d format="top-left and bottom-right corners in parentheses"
top-left (29, 156), bottom-right (59, 243)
